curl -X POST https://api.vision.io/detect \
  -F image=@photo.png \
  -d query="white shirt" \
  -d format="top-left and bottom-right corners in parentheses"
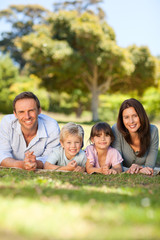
top-left (0, 114), bottom-right (60, 164)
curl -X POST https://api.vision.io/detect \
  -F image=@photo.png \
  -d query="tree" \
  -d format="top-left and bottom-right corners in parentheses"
top-left (53, 0), bottom-right (105, 19)
top-left (0, 4), bottom-right (49, 69)
top-left (111, 45), bottom-right (158, 95)
top-left (0, 54), bottom-right (18, 112)
top-left (15, 11), bottom-right (134, 121)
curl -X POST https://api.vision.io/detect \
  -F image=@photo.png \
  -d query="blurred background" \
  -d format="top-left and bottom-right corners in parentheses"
top-left (0, 0), bottom-right (160, 123)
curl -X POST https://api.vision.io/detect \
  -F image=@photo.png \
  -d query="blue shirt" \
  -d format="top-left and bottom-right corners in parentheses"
top-left (0, 114), bottom-right (60, 164)
top-left (46, 146), bottom-right (87, 167)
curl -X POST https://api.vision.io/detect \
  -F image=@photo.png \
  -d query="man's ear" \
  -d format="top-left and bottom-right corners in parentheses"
top-left (38, 107), bottom-right (42, 115)
top-left (13, 111), bottom-right (17, 118)
top-left (60, 140), bottom-right (64, 148)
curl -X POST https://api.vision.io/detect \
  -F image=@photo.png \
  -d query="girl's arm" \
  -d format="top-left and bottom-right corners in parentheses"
top-left (109, 163), bottom-right (122, 174)
top-left (86, 159), bottom-right (103, 174)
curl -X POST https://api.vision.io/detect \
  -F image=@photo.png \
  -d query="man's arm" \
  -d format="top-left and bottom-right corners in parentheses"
top-left (0, 115), bottom-right (17, 166)
top-left (1, 153), bottom-right (43, 170)
top-left (1, 157), bottom-right (24, 169)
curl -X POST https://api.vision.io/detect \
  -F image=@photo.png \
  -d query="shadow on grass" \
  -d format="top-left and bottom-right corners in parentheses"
top-left (0, 183), bottom-right (151, 207)
top-left (0, 168), bottom-right (160, 207)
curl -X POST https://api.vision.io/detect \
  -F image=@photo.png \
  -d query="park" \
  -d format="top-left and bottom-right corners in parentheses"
top-left (0, 1), bottom-right (160, 239)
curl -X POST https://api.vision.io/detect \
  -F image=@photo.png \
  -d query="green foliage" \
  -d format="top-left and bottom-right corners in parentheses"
top-left (0, 54), bottom-right (18, 113)
top-left (0, 54), bottom-right (50, 113)
top-left (98, 93), bottom-right (136, 122)
top-left (16, 10), bottom-right (134, 121)
top-left (0, 4), bottom-right (49, 69)
top-left (142, 87), bottom-right (160, 121)
top-left (9, 74), bottom-right (50, 111)
top-left (0, 5), bottom-right (159, 120)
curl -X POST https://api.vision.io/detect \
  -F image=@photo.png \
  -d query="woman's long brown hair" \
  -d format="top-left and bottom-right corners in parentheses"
top-left (117, 98), bottom-right (150, 157)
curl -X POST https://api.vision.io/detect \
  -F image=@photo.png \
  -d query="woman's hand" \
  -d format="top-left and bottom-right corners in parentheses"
top-left (126, 164), bottom-right (142, 174)
top-left (139, 167), bottom-right (153, 175)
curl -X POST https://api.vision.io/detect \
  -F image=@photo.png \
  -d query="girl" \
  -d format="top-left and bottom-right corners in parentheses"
top-left (112, 98), bottom-right (159, 175)
top-left (86, 122), bottom-right (123, 175)
top-left (44, 122), bottom-right (86, 172)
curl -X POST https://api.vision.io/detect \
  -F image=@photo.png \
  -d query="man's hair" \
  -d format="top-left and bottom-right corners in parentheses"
top-left (13, 92), bottom-right (41, 112)
top-left (60, 122), bottom-right (84, 148)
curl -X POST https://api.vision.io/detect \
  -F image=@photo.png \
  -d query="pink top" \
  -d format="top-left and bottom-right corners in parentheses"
top-left (85, 145), bottom-right (123, 168)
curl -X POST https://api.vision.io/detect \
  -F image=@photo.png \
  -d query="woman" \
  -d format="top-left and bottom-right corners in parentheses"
top-left (112, 98), bottom-right (159, 175)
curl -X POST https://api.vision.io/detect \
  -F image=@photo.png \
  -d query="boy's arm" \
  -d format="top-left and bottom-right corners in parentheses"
top-left (44, 160), bottom-right (77, 171)
top-left (44, 161), bottom-right (60, 170)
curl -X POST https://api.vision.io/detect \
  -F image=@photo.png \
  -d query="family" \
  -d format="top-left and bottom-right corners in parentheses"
top-left (0, 91), bottom-right (159, 175)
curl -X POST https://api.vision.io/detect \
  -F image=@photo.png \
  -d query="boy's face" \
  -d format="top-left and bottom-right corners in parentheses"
top-left (60, 134), bottom-right (82, 160)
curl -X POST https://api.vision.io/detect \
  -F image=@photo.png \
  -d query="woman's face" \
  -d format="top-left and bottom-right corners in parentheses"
top-left (122, 107), bottom-right (141, 134)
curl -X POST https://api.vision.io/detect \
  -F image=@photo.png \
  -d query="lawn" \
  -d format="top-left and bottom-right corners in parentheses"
top-left (0, 113), bottom-right (160, 239)
top-left (0, 168), bottom-right (160, 240)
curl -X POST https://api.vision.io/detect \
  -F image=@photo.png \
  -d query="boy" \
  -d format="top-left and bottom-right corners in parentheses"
top-left (44, 122), bottom-right (86, 172)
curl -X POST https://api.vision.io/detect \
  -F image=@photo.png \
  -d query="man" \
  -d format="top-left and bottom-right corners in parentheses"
top-left (0, 92), bottom-right (60, 170)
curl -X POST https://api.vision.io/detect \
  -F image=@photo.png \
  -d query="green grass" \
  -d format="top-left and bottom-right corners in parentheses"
top-left (0, 113), bottom-right (160, 239)
top-left (0, 169), bottom-right (160, 239)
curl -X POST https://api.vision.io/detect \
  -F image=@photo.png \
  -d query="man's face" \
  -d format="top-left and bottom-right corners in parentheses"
top-left (14, 98), bottom-right (41, 133)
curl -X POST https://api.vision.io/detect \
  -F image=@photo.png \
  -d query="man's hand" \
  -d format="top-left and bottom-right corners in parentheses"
top-left (24, 151), bottom-right (37, 171)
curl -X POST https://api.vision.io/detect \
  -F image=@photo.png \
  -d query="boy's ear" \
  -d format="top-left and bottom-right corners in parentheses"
top-left (60, 140), bottom-right (64, 148)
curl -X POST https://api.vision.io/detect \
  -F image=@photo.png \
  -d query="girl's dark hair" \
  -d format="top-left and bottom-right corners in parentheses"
top-left (90, 122), bottom-right (114, 143)
top-left (13, 92), bottom-right (40, 112)
top-left (117, 98), bottom-right (150, 157)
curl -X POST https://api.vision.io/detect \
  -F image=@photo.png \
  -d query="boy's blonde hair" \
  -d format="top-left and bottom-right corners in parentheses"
top-left (60, 122), bottom-right (84, 147)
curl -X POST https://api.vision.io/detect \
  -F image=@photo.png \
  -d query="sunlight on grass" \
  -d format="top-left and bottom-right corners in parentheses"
top-left (82, 185), bottom-right (135, 196)
top-left (0, 194), bottom-right (160, 240)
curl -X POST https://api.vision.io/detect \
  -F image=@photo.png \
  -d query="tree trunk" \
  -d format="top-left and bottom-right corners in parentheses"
top-left (91, 88), bottom-right (99, 121)
top-left (90, 66), bottom-right (99, 121)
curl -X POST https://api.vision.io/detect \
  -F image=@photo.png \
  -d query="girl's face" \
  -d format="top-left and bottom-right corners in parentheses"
top-left (91, 131), bottom-right (112, 151)
top-left (60, 134), bottom-right (82, 160)
top-left (122, 107), bottom-right (141, 134)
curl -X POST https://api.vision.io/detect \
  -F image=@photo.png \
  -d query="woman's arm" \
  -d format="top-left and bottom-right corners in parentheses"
top-left (144, 125), bottom-right (159, 168)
